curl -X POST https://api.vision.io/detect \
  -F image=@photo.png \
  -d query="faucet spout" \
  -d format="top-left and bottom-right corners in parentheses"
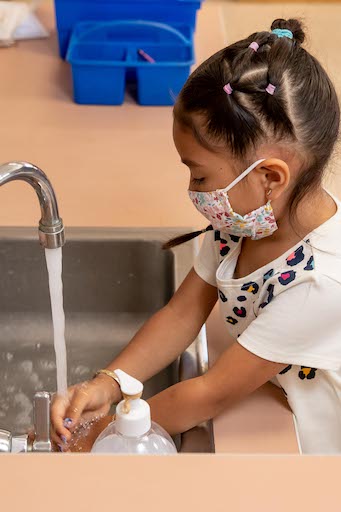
top-left (0, 161), bottom-right (65, 248)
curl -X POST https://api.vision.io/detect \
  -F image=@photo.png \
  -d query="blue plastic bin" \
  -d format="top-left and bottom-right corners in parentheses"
top-left (68, 45), bottom-right (127, 105)
top-left (54, 0), bottom-right (202, 59)
top-left (136, 44), bottom-right (193, 105)
top-left (66, 21), bottom-right (194, 106)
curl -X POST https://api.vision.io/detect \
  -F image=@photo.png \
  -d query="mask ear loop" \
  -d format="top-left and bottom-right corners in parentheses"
top-left (217, 158), bottom-right (266, 193)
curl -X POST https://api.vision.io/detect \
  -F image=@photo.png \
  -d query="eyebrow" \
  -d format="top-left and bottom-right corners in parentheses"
top-left (181, 158), bottom-right (203, 167)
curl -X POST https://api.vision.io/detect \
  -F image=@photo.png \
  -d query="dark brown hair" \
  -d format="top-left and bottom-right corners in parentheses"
top-left (162, 18), bottom-right (340, 251)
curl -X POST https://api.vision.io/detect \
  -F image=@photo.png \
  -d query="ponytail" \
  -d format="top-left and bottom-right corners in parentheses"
top-left (162, 225), bottom-right (213, 250)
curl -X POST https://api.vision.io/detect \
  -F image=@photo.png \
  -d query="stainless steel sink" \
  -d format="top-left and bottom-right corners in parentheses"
top-left (0, 227), bottom-right (214, 453)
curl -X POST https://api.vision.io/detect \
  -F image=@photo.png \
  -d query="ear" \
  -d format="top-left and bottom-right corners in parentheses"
top-left (257, 158), bottom-right (290, 199)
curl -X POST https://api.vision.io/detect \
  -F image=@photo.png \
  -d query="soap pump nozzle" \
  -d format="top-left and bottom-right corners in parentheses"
top-left (112, 369), bottom-right (151, 437)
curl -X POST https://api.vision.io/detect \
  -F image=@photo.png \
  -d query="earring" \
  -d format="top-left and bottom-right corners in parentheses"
top-left (266, 189), bottom-right (272, 197)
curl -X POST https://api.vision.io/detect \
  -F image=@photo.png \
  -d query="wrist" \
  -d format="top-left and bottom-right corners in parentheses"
top-left (94, 373), bottom-right (122, 404)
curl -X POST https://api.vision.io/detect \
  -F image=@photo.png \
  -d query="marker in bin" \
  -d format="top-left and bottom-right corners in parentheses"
top-left (138, 49), bottom-right (156, 64)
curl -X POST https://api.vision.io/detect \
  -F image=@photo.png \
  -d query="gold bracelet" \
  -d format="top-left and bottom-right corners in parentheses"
top-left (94, 370), bottom-right (123, 404)
top-left (94, 369), bottom-right (119, 382)
top-left (94, 370), bottom-right (141, 413)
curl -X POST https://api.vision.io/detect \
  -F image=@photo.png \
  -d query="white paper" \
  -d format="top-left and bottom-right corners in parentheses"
top-left (0, 1), bottom-right (47, 42)
top-left (14, 12), bottom-right (48, 40)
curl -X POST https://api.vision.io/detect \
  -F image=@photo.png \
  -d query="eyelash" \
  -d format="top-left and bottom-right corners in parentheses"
top-left (192, 178), bottom-right (205, 185)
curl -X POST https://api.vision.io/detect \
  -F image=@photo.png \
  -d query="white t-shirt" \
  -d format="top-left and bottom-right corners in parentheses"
top-left (194, 191), bottom-right (341, 454)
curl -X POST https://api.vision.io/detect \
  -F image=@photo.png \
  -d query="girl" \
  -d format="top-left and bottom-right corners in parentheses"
top-left (51, 18), bottom-right (341, 454)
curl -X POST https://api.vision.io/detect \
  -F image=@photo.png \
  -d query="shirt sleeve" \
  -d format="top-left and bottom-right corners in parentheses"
top-left (237, 273), bottom-right (341, 371)
top-left (193, 229), bottom-right (219, 287)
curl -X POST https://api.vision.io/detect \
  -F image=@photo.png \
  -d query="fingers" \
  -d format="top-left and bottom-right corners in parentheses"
top-left (51, 428), bottom-right (70, 451)
top-left (51, 392), bottom-right (73, 446)
top-left (63, 383), bottom-right (93, 432)
top-left (50, 380), bottom-right (109, 452)
top-left (50, 435), bottom-right (66, 453)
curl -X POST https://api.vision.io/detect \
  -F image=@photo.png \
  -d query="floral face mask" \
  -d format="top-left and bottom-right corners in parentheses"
top-left (188, 159), bottom-right (278, 240)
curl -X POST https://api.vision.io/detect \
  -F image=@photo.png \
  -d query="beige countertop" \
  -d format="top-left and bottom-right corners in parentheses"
top-left (4, 1), bottom-right (335, 508)
top-left (1, 454), bottom-right (341, 511)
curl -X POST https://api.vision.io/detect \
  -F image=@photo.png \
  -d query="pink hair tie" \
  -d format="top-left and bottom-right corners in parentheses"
top-left (249, 41), bottom-right (259, 52)
top-left (265, 83), bottom-right (276, 95)
top-left (223, 83), bottom-right (233, 95)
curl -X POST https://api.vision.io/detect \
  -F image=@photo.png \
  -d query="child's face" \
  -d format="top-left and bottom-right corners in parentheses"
top-left (173, 118), bottom-right (269, 217)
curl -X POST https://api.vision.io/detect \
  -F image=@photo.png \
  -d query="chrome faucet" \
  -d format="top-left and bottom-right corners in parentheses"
top-left (0, 392), bottom-right (52, 453)
top-left (0, 161), bottom-right (65, 248)
top-left (0, 161), bottom-right (65, 453)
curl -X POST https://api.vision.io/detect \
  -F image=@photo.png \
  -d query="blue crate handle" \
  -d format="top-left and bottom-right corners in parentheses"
top-left (72, 20), bottom-right (191, 45)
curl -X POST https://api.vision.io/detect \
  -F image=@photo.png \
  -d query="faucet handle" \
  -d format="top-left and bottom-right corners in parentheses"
top-left (12, 434), bottom-right (29, 453)
top-left (33, 391), bottom-right (52, 452)
top-left (0, 429), bottom-right (11, 453)
top-left (0, 392), bottom-right (52, 453)
top-left (0, 430), bottom-right (30, 453)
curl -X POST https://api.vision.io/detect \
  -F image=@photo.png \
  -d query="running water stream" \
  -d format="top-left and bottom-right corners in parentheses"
top-left (45, 247), bottom-right (67, 397)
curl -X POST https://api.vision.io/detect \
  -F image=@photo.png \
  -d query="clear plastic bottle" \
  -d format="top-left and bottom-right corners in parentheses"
top-left (91, 369), bottom-right (177, 455)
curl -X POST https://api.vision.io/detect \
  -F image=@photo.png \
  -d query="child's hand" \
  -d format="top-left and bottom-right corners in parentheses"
top-left (51, 375), bottom-right (121, 450)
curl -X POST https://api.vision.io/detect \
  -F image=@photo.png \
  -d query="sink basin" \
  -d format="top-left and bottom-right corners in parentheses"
top-left (0, 227), bottom-right (214, 453)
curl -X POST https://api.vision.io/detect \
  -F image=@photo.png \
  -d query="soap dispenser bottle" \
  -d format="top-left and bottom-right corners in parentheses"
top-left (91, 369), bottom-right (177, 454)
